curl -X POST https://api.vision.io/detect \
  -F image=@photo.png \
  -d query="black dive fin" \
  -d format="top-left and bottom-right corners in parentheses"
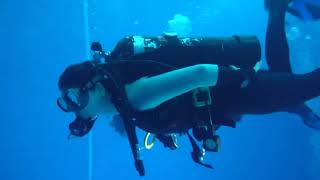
top-left (287, 6), bottom-right (304, 19)
top-left (305, 2), bottom-right (320, 20)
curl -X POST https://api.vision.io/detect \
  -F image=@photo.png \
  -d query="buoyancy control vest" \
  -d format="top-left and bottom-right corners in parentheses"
top-left (90, 34), bottom-right (261, 175)
top-left (103, 59), bottom-right (195, 134)
top-left (106, 34), bottom-right (261, 132)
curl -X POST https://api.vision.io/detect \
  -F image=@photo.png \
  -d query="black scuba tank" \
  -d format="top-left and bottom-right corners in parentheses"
top-left (109, 34), bottom-right (261, 69)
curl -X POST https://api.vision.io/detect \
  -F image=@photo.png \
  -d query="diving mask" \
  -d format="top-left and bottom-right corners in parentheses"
top-left (57, 88), bottom-right (90, 113)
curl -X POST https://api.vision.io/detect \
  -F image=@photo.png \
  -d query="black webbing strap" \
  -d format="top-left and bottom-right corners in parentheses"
top-left (122, 116), bottom-right (145, 176)
top-left (114, 99), bottom-right (145, 176)
top-left (187, 132), bottom-right (213, 169)
top-left (105, 63), bottom-right (146, 176)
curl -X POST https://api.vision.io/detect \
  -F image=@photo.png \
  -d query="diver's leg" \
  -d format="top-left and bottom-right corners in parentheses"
top-left (305, 2), bottom-right (320, 20)
top-left (265, 0), bottom-right (291, 72)
top-left (283, 104), bottom-right (320, 129)
top-left (287, 7), bottom-right (303, 19)
top-left (265, 0), bottom-right (320, 129)
top-left (226, 70), bottom-right (320, 129)
top-left (286, 2), bottom-right (320, 21)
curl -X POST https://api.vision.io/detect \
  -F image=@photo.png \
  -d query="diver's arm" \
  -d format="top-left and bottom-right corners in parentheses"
top-left (125, 64), bottom-right (219, 111)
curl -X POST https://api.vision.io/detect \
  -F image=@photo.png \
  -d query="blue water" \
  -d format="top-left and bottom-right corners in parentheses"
top-left (2, 0), bottom-right (320, 180)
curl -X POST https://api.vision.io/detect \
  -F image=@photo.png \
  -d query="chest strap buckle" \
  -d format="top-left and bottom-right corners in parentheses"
top-left (192, 87), bottom-right (212, 108)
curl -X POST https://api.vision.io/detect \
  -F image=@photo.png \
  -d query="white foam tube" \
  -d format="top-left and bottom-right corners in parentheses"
top-left (82, 0), bottom-right (93, 180)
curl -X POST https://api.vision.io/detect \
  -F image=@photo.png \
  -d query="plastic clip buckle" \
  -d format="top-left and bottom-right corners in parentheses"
top-left (192, 87), bottom-right (212, 108)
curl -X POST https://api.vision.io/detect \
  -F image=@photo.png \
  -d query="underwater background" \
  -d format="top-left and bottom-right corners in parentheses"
top-left (2, 0), bottom-right (320, 179)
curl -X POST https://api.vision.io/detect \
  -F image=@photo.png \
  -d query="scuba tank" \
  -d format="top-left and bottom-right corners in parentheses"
top-left (108, 34), bottom-right (261, 69)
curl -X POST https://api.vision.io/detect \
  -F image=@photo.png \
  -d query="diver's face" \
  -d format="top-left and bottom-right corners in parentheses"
top-left (77, 83), bottom-right (115, 118)
top-left (58, 82), bottom-right (116, 118)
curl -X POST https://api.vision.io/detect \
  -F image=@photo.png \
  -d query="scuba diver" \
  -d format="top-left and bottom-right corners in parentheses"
top-left (265, 0), bottom-right (320, 129)
top-left (57, 1), bottom-right (320, 176)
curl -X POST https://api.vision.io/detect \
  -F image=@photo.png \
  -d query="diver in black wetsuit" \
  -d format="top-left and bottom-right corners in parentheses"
top-left (265, 0), bottom-right (320, 129)
top-left (56, 2), bottom-right (320, 175)
top-left (57, 48), bottom-right (320, 174)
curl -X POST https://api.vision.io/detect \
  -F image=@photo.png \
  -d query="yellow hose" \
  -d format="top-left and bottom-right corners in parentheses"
top-left (144, 132), bottom-right (157, 150)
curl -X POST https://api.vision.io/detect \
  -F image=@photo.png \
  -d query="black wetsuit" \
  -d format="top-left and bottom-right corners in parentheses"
top-left (266, 2), bottom-right (291, 73)
top-left (212, 68), bottom-right (320, 115)
top-left (264, 1), bottom-right (317, 117)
